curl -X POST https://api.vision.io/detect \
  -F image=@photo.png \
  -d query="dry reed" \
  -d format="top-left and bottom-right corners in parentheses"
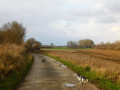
top-left (0, 43), bottom-right (26, 80)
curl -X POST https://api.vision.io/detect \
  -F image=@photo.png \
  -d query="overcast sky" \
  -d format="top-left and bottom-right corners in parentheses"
top-left (0, 0), bottom-right (120, 45)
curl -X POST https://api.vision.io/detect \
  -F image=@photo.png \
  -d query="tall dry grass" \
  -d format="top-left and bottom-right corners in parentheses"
top-left (95, 41), bottom-right (120, 50)
top-left (0, 43), bottom-right (26, 81)
top-left (43, 49), bottom-right (120, 82)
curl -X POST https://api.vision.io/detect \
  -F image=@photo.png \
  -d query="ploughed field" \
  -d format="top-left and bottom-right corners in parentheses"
top-left (42, 49), bottom-right (120, 83)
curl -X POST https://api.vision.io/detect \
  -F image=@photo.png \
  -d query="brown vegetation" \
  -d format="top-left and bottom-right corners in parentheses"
top-left (78, 39), bottom-right (94, 48)
top-left (0, 44), bottom-right (26, 80)
top-left (25, 38), bottom-right (41, 52)
top-left (0, 21), bottom-right (33, 82)
top-left (75, 49), bottom-right (120, 63)
top-left (43, 49), bottom-right (120, 82)
top-left (0, 21), bottom-right (25, 45)
top-left (95, 41), bottom-right (120, 50)
top-left (67, 39), bottom-right (94, 49)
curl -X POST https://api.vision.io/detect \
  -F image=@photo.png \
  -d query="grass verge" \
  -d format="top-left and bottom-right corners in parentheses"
top-left (0, 55), bottom-right (34, 90)
top-left (40, 52), bottom-right (120, 90)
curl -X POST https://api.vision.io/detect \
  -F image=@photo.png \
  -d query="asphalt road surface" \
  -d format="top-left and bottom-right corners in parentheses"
top-left (17, 53), bottom-right (98, 90)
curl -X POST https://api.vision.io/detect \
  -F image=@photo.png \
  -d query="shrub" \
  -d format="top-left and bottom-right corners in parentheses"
top-left (0, 43), bottom-right (26, 81)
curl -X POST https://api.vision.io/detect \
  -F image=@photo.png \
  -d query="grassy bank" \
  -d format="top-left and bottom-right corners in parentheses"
top-left (0, 55), bottom-right (34, 90)
top-left (39, 51), bottom-right (120, 90)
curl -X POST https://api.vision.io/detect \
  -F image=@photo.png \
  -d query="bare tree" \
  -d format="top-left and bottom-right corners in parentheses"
top-left (50, 43), bottom-right (54, 48)
top-left (25, 38), bottom-right (35, 49)
top-left (67, 41), bottom-right (77, 48)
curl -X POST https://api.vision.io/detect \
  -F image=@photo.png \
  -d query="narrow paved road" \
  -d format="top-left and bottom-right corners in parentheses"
top-left (17, 53), bottom-right (98, 90)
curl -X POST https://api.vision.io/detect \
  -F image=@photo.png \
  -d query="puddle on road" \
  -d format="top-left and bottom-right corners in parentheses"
top-left (65, 83), bottom-right (76, 87)
top-left (55, 61), bottom-right (67, 68)
top-left (61, 65), bottom-right (67, 68)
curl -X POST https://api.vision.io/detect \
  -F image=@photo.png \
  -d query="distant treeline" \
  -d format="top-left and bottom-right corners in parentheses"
top-left (67, 39), bottom-right (94, 49)
top-left (67, 39), bottom-right (120, 50)
top-left (95, 41), bottom-right (120, 50)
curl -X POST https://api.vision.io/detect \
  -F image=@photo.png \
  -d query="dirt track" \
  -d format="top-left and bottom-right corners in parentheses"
top-left (17, 53), bottom-right (98, 90)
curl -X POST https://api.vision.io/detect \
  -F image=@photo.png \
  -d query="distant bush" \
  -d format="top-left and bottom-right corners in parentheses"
top-left (25, 38), bottom-right (41, 52)
top-left (95, 41), bottom-right (120, 50)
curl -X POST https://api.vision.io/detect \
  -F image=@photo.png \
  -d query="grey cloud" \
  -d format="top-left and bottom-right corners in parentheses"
top-left (73, 9), bottom-right (105, 17)
top-left (65, 23), bottom-right (72, 27)
top-left (104, 0), bottom-right (120, 13)
top-left (0, 0), bottom-right (120, 45)
top-left (95, 16), bottom-right (118, 23)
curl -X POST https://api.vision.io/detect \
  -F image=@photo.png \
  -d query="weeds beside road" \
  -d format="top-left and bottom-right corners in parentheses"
top-left (0, 44), bottom-right (34, 90)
